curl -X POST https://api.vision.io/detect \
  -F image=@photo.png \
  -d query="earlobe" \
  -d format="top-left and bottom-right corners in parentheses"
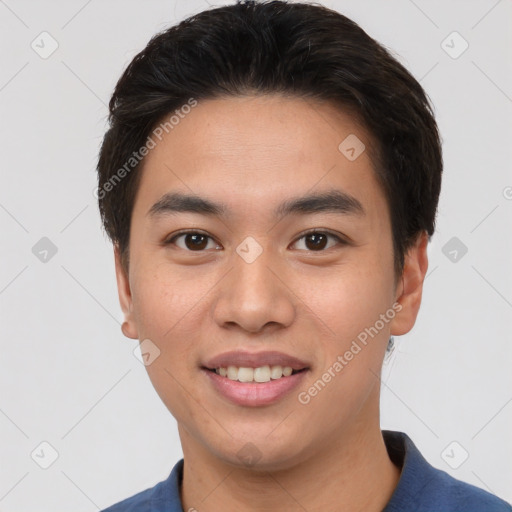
top-left (390, 231), bottom-right (429, 336)
top-left (114, 244), bottom-right (139, 340)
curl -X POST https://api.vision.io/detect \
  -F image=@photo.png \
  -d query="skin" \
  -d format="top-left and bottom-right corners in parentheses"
top-left (114, 94), bottom-right (429, 511)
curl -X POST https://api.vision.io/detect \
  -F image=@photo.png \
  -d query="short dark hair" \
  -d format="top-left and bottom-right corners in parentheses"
top-left (97, 0), bottom-right (443, 278)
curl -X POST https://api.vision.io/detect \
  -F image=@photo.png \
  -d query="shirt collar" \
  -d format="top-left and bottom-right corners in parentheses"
top-left (381, 429), bottom-right (441, 511)
top-left (151, 429), bottom-right (432, 511)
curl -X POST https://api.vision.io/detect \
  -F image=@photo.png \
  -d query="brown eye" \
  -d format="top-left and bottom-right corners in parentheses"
top-left (292, 231), bottom-right (345, 251)
top-left (167, 232), bottom-right (221, 251)
top-left (184, 233), bottom-right (208, 250)
top-left (304, 233), bottom-right (328, 250)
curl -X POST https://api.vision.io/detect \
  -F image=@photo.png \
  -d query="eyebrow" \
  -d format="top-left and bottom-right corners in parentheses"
top-left (147, 189), bottom-right (365, 219)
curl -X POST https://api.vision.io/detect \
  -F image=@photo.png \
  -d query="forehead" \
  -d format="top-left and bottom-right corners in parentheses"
top-left (132, 95), bottom-right (386, 222)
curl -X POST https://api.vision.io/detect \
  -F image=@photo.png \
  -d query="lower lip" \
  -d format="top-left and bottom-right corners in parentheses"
top-left (202, 368), bottom-right (308, 407)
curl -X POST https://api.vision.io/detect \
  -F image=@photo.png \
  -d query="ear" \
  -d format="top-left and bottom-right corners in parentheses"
top-left (390, 231), bottom-right (429, 336)
top-left (114, 244), bottom-right (139, 339)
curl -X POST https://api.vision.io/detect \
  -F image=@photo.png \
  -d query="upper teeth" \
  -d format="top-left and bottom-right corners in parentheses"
top-left (215, 365), bottom-right (294, 383)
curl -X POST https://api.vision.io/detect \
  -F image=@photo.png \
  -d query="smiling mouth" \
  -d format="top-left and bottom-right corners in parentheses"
top-left (203, 365), bottom-right (307, 383)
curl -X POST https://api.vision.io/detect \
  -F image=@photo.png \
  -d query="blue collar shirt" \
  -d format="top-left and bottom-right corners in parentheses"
top-left (101, 430), bottom-right (511, 511)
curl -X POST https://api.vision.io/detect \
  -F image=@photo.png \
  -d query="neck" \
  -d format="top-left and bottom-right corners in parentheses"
top-left (179, 412), bottom-right (401, 512)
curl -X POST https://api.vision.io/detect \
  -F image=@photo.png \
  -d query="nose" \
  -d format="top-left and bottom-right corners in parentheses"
top-left (211, 243), bottom-right (296, 334)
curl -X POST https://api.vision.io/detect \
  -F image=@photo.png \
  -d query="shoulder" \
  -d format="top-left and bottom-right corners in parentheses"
top-left (417, 460), bottom-right (512, 511)
top-left (383, 430), bottom-right (512, 512)
top-left (432, 472), bottom-right (512, 511)
top-left (100, 459), bottom-right (184, 512)
top-left (101, 486), bottom-right (155, 512)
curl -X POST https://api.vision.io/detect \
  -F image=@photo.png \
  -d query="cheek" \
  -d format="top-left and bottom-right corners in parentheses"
top-left (143, 358), bottom-right (198, 430)
top-left (130, 263), bottom-right (208, 339)
top-left (296, 259), bottom-right (394, 345)
top-left (129, 263), bottom-right (216, 393)
top-left (130, 269), bottom-right (206, 421)
top-left (297, 269), bottom-right (393, 425)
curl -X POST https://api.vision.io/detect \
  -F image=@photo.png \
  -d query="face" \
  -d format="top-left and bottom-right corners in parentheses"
top-left (115, 95), bottom-right (427, 470)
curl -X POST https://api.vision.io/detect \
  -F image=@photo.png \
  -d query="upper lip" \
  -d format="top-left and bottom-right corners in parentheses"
top-left (203, 350), bottom-right (310, 370)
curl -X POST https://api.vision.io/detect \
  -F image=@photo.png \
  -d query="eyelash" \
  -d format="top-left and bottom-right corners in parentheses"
top-left (164, 229), bottom-right (347, 252)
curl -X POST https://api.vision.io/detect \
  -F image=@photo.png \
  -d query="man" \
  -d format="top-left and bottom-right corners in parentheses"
top-left (97, 1), bottom-right (511, 510)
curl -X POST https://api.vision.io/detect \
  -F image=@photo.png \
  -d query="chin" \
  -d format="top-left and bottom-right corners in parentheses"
top-left (207, 433), bottom-right (308, 473)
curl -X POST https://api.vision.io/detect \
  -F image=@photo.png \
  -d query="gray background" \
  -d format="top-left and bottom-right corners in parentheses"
top-left (1, 0), bottom-right (511, 510)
